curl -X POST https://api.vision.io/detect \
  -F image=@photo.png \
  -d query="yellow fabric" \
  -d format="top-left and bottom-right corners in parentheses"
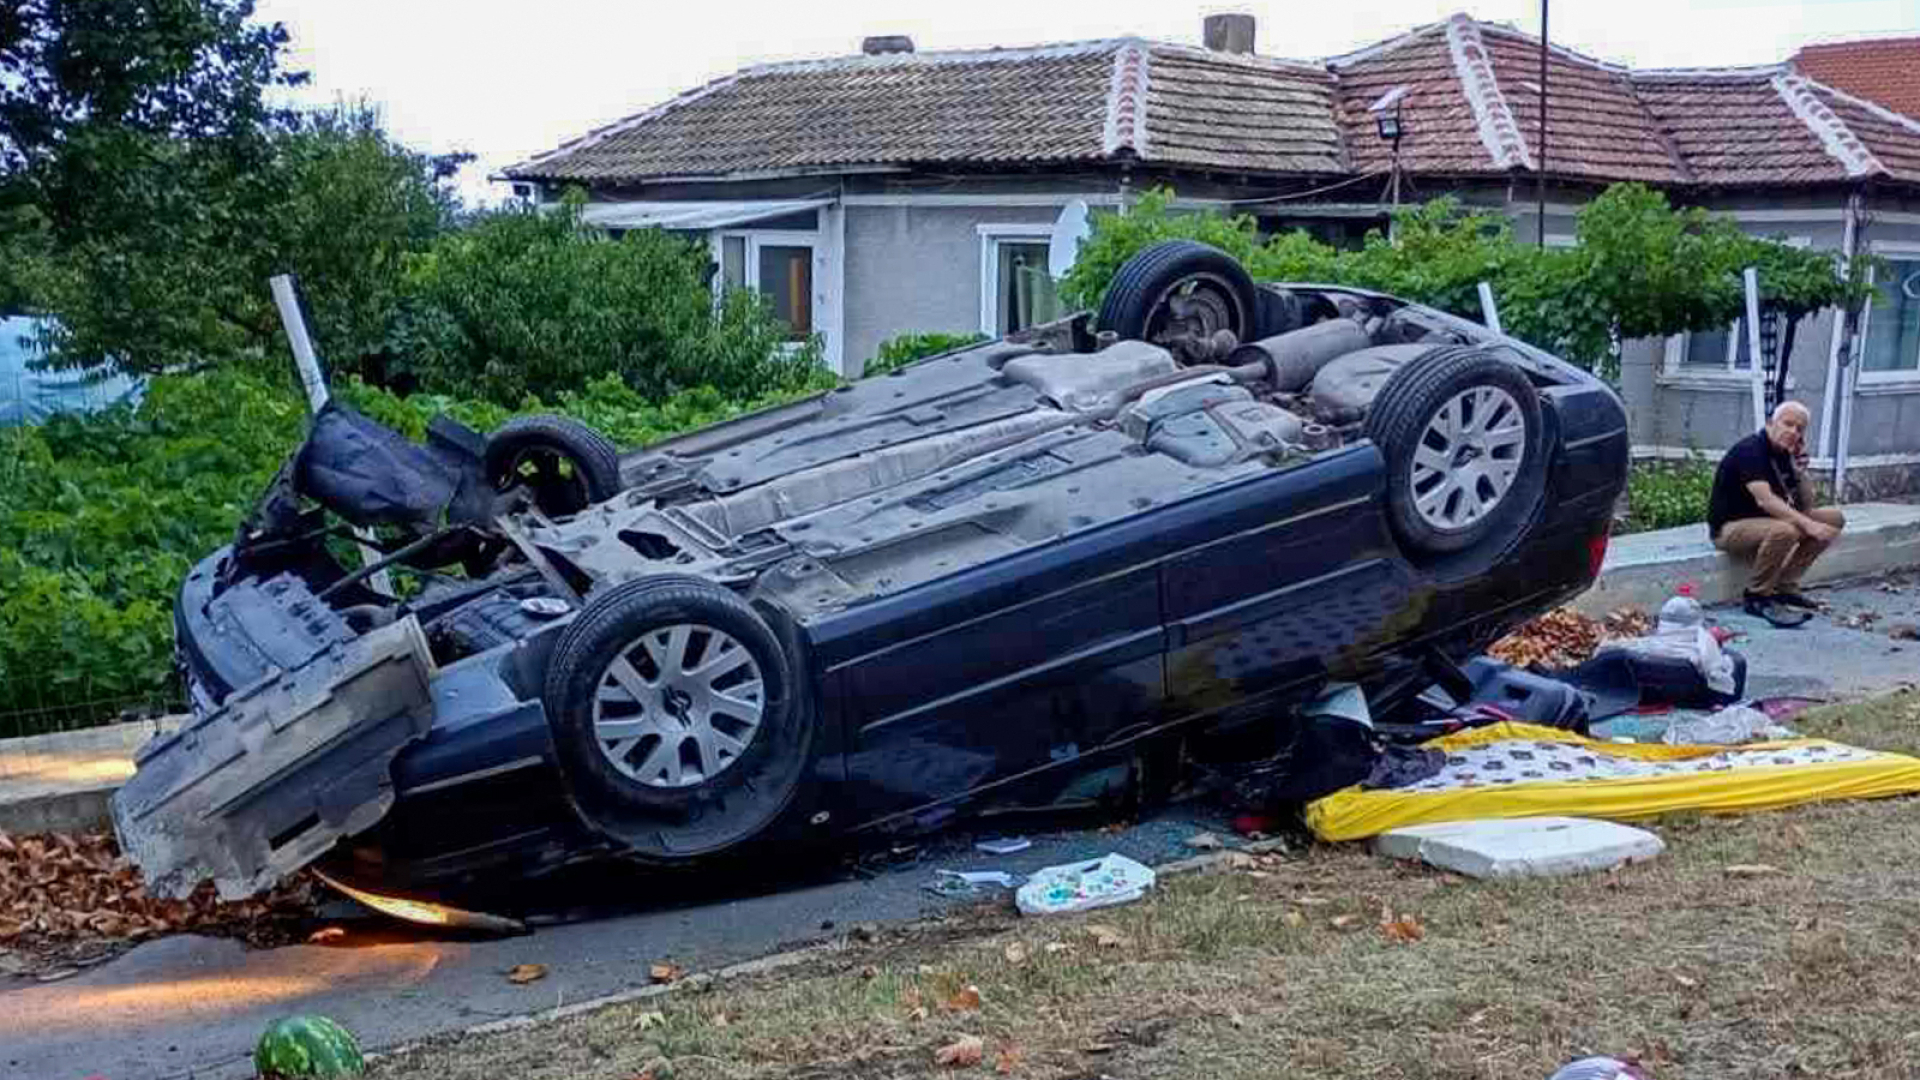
top-left (1305, 722), bottom-right (1920, 841)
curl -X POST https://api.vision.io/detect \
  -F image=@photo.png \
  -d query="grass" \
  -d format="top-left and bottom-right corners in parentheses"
top-left (373, 689), bottom-right (1920, 1080)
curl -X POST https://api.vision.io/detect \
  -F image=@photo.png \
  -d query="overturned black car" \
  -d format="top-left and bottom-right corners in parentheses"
top-left (113, 242), bottom-right (1628, 905)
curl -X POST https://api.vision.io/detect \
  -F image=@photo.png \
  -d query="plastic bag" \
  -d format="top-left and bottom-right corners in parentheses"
top-left (1662, 704), bottom-right (1795, 746)
top-left (1014, 853), bottom-right (1156, 916)
top-left (1596, 624), bottom-right (1736, 696)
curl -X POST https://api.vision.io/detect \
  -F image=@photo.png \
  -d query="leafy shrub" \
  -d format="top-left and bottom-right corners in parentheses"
top-left (384, 201), bottom-right (826, 406)
top-left (0, 366), bottom-right (835, 734)
top-left (1060, 185), bottom-right (1864, 376)
top-left (1621, 457), bottom-right (1717, 533)
top-left (862, 331), bottom-right (989, 377)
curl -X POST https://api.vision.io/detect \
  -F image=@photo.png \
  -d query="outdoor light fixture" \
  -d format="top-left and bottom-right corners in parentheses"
top-left (1376, 112), bottom-right (1402, 142)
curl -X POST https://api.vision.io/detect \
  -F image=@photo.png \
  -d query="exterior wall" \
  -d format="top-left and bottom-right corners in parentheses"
top-left (842, 201), bottom-right (1075, 375)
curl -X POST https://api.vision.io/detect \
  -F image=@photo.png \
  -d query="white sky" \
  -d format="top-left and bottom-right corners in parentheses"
top-left (255, 0), bottom-right (1920, 205)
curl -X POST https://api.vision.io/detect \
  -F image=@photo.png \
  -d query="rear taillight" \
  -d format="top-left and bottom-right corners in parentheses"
top-left (1588, 532), bottom-right (1611, 578)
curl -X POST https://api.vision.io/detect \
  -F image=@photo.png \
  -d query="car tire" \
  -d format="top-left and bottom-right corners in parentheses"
top-left (485, 414), bottom-right (621, 517)
top-left (543, 576), bottom-right (816, 862)
top-left (1096, 240), bottom-right (1258, 361)
top-left (1365, 346), bottom-right (1545, 556)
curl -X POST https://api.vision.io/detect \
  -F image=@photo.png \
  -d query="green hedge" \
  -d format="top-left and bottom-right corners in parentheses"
top-left (0, 368), bottom-right (833, 735)
top-left (1621, 458), bottom-right (1717, 534)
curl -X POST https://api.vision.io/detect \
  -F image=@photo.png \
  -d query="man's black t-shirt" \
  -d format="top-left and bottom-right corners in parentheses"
top-left (1707, 430), bottom-right (1800, 538)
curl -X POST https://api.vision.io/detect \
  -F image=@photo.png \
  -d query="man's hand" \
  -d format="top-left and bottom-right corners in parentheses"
top-left (1803, 519), bottom-right (1840, 543)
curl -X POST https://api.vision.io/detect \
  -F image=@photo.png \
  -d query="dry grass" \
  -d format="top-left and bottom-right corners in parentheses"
top-left (375, 689), bottom-right (1920, 1080)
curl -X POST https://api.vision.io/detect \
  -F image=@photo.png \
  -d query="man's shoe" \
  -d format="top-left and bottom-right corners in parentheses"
top-left (1774, 590), bottom-right (1819, 610)
top-left (1744, 592), bottom-right (1810, 628)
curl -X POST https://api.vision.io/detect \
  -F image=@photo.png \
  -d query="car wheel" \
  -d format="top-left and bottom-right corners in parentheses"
top-left (485, 414), bottom-right (621, 517)
top-left (1097, 240), bottom-right (1258, 363)
top-left (1365, 346), bottom-right (1545, 555)
top-left (543, 577), bottom-right (816, 862)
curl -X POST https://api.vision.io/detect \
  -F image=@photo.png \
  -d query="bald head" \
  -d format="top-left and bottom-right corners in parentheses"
top-left (1767, 400), bottom-right (1810, 456)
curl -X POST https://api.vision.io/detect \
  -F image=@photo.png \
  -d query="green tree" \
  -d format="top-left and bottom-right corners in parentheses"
top-left (387, 200), bottom-right (827, 405)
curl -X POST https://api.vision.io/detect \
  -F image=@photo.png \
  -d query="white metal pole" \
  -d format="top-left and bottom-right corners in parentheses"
top-left (268, 274), bottom-right (392, 595)
top-left (270, 275), bottom-right (330, 413)
top-left (1743, 267), bottom-right (1766, 431)
top-left (1477, 281), bottom-right (1504, 335)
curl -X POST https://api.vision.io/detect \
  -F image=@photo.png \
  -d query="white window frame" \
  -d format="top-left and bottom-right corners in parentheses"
top-left (710, 228), bottom-right (821, 351)
top-left (1859, 240), bottom-right (1920, 386)
top-left (977, 223), bottom-right (1059, 337)
top-left (1660, 235), bottom-right (1813, 386)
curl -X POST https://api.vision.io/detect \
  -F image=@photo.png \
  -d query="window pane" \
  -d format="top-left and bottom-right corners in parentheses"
top-left (758, 245), bottom-right (812, 339)
top-left (1683, 325), bottom-right (1731, 367)
top-left (721, 236), bottom-right (746, 290)
top-left (997, 241), bottom-right (1062, 334)
top-left (1864, 259), bottom-right (1920, 372)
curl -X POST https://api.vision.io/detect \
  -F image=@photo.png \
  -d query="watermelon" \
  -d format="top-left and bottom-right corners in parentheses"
top-left (254, 1015), bottom-right (366, 1079)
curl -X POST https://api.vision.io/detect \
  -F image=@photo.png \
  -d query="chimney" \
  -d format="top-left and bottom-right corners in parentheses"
top-left (861, 35), bottom-right (915, 56)
top-left (1202, 13), bottom-right (1256, 54)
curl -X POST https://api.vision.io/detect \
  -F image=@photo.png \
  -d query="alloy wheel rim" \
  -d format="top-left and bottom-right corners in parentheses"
top-left (589, 622), bottom-right (765, 788)
top-left (1409, 385), bottom-right (1527, 531)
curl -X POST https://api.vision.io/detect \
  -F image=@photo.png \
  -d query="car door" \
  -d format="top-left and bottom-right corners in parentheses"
top-left (1159, 444), bottom-right (1415, 727)
top-left (809, 529), bottom-right (1168, 828)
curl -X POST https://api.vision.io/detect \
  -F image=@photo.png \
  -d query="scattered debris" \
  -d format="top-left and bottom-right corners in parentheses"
top-left (1015, 853), bottom-right (1155, 916)
top-left (947, 984), bottom-right (984, 1011)
top-left (1043, 942), bottom-right (1074, 955)
top-left (1890, 624), bottom-right (1919, 642)
top-left (994, 1045), bottom-right (1022, 1074)
top-left (1662, 704), bottom-right (1794, 745)
top-left (974, 837), bottom-right (1032, 856)
top-left (1840, 610), bottom-right (1882, 630)
top-left (928, 870), bottom-right (1022, 899)
top-left (648, 962), bottom-right (684, 984)
top-left (1329, 914), bottom-right (1360, 930)
top-left (935, 1035), bottom-right (985, 1068)
top-left (505, 963), bottom-right (548, 984)
top-left (1550, 1056), bottom-right (1650, 1080)
top-left (1379, 909), bottom-right (1426, 943)
top-left (634, 1010), bottom-right (666, 1031)
top-left (1086, 925), bottom-right (1132, 949)
top-left (1488, 607), bottom-right (1653, 669)
top-left (1182, 832), bottom-right (1224, 852)
top-left (1375, 817), bottom-right (1665, 879)
top-left (0, 828), bottom-right (316, 977)
top-left (1003, 941), bottom-right (1029, 965)
top-left (306, 927), bottom-right (347, 944)
top-left (1725, 864), bottom-right (1781, 878)
top-left (851, 923), bottom-right (880, 943)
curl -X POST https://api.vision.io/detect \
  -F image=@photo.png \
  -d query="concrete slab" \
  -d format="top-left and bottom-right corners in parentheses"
top-left (1375, 816), bottom-right (1665, 878)
top-left (1573, 502), bottom-right (1920, 616)
top-left (0, 717), bottom-right (177, 834)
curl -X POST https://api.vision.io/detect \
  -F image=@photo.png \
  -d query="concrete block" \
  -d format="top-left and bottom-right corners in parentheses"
top-left (1573, 501), bottom-right (1920, 615)
top-left (1374, 816), bottom-right (1665, 878)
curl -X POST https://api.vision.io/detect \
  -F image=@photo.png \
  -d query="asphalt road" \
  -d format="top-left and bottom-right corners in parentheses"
top-left (5, 572), bottom-right (1917, 1080)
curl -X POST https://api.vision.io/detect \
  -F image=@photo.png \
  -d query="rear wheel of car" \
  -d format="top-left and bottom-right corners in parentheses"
top-left (1365, 346), bottom-right (1545, 556)
top-left (1096, 240), bottom-right (1258, 363)
top-left (543, 577), bottom-right (816, 863)
top-left (485, 414), bottom-right (621, 517)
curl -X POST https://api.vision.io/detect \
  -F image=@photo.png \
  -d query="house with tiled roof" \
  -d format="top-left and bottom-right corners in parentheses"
top-left (506, 13), bottom-right (1920, 496)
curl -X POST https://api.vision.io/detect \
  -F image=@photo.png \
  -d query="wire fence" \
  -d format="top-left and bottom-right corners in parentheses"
top-left (0, 676), bottom-right (185, 743)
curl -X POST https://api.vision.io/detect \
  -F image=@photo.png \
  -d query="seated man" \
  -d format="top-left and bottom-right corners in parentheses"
top-left (1707, 401), bottom-right (1845, 627)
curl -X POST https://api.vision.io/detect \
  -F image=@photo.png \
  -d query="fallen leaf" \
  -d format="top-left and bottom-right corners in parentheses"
top-left (1043, 942), bottom-right (1074, 955)
top-left (306, 927), bottom-right (347, 944)
top-left (634, 1010), bottom-right (666, 1030)
top-left (948, 984), bottom-right (984, 1011)
top-left (1725, 864), bottom-right (1781, 878)
top-left (1283, 910), bottom-right (1305, 928)
top-left (861, 964), bottom-right (880, 980)
top-left (908, 1006), bottom-right (930, 1022)
top-left (711, 1012), bottom-right (730, 1028)
top-left (506, 963), bottom-right (548, 984)
top-left (1674, 974), bottom-right (1699, 989)
top-left (1329, 915), bottom-right (1359, 931)
top-left (1003, 941), bottom-right (1029, 965)
top-left (1183, 832), bottom-right (1224, 852)
top-left (1228, 1011), bottom-right (1247, 1028)
top-left (1380, 913), bottom-right (1425, 944)
top-left (994, 1045), bottom-right (1023, 1074)
top-left (1291, 895), bottom-right (1330, 907)
top-left (1087, 925), bottom-right (1132, 949)
top-left (649, 962), bottom-right (684, 984)
top-left (936, 1035), bottom-right (985, 1067)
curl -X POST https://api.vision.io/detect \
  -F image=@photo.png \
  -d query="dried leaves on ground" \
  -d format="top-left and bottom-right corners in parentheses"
top-left (1487, 606), bottom-right (1654, 669)
top-left (0, 829), bottom-right (316, 977)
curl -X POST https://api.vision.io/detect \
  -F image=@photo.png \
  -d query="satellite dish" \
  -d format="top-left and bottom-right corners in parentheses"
top-left (1047, 199), bottom-right (1091, 280)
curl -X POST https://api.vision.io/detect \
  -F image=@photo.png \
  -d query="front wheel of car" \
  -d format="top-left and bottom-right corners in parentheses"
top-left (1365, 346), bottom-right (1546, 556)
top-left (543, 576), bottom-right (817, 863)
